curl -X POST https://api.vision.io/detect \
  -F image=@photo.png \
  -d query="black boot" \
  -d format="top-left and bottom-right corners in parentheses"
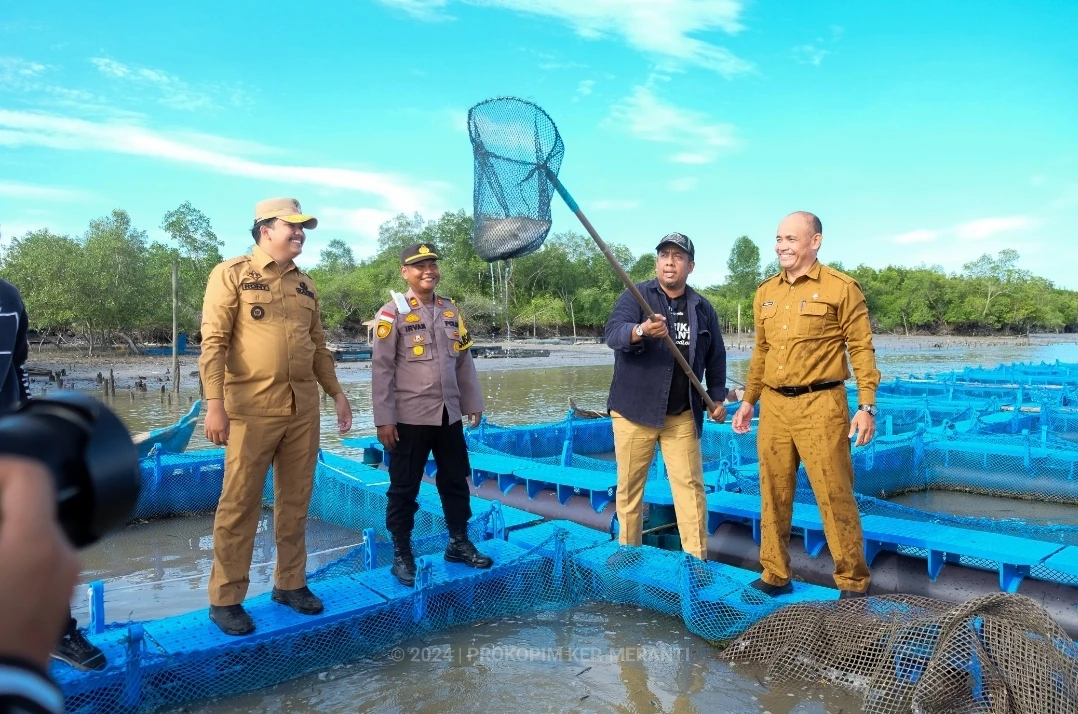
top-left (52, 630), bottom-right (107, 672)
top-left (209, 604), bottom-right (255, 636)
top-left (444, 525), bottom-right (493, 569)
top-left (391, 537), bottom-right (417, 587)
top-left (271, 585), bottom-right (324, 615)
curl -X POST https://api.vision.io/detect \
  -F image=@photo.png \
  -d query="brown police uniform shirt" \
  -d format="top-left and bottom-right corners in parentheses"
top-left (743, 260), bottom-right (880, 407)
top-left (198, 243), bottom-right (343, 417)
top-left (371, 289), bottom-right (484, 427)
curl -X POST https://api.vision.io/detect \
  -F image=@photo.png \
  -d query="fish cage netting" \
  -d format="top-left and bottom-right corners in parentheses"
top-left (721, 592), bottom-right (1078, 714)
top-left (467, 97), bottom-right (563, 261)
top-left (62, 515), bottom-right (826, 714)
top-left (62, 526), bottom-right (579, 714)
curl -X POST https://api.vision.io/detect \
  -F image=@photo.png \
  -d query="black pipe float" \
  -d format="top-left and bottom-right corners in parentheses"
top-left (706, 521), bottom-right (1078, 640)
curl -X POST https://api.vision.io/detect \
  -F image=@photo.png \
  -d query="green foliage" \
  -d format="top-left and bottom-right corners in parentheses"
top-left (1, 207), bottom-right (1074, 344)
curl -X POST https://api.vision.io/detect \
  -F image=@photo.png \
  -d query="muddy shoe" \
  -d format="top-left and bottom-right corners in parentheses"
top-left (272, 585), bottom-right (324, 615)
top-left (839, 589), bottom-right (868, 600)
top-left (444, 526), bottom-right (493, 569)
top-left (741, 578), bottom-right (793, 604)
top-left (209, 604), bottom-right (255, 636)
top-left (52, 630), bottom-right (106, 672)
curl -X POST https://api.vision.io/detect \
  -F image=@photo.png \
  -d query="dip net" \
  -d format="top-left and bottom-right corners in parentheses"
top-left (467, 96), bottom-right (563, 261)
top-left (721, 592), bottom-right (1078, 714)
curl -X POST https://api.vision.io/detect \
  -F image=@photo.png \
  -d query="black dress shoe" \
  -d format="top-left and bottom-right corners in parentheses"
top-left (271, 585), bottom-right (324, 615)
top-left (209, 604), bottom-right (255, 636)
top-left (748, 578), bottom-right (793, 596)
top-left (51, 630), bottom-right (107, 671)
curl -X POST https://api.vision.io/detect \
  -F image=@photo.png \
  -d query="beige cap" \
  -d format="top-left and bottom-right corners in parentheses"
top-left (254, 197), bottom-right (317, 228)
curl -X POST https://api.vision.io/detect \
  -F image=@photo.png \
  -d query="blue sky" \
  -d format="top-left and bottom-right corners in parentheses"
top-left (1, 1), bottom-right (1075, 289)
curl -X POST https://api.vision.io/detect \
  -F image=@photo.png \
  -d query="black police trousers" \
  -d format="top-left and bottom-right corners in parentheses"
top-left (386, 407), bottom-right (473, 540)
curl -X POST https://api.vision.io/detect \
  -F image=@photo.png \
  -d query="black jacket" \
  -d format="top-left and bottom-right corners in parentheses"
top-left (0, 279), bottom-right (31, 412)
top-left (604, 279), bottom-right (726, 438)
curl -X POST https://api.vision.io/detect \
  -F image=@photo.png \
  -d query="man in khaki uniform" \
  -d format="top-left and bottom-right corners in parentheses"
top-left (199, 197), bottom-right (353, 635)
top-left (371, 242), bottom-right (491, 587)
top-left (732, 211), bottom-right (880, 598)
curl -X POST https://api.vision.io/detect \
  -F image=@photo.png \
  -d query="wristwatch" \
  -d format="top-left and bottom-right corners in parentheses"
top-left (635, 324), bottom-right (644, 337)
top-left (858, 404), bottom-right (878, 417)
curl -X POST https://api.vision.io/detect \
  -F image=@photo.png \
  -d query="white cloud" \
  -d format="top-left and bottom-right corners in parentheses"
top-left (0, 57), bottom-right (46, 83)
top-left (0, 181), bottom-right (89, 201)
top-left (893, 229), bottom-right (939, 245)
top-left (669, 177), bottom-right (697, 192)
top-left (0, 110), bottom-right (448, 231)
top-left (318, 207), bottom-right (398, 240)
top-left (954, 216), bottom-right (1035, 240)
top-left (591, 199), bottom-right (639, 210)
top-left (792, 44), bottom-right (829, 66)
top-left (374, 0), bottom-right (452, 21)
top-left (604, 84), bottom-right (737, 163)
top-left (384, 0), bottom-right (751, 77)
top-left (88, 56), bottom-right (250, 111)
top-left (576, 79), bottom-right (595, 97)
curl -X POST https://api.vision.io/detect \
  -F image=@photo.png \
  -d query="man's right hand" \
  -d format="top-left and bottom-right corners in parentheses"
top-left (204, 400), bottom-right (230, 446)
top-left (377, 424), bottom-right (399, 451)
top-left (631, 314), bottom-right (668, 343)
top-left (731, 402), bottom-right (755, 434)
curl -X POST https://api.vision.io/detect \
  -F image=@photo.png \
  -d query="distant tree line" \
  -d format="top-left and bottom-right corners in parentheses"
top-left (0, 205), bottom-right (1074, 353)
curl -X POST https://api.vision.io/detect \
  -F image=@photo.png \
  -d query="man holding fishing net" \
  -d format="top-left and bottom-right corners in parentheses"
top-left (605, 233), bottom-right (728, 561)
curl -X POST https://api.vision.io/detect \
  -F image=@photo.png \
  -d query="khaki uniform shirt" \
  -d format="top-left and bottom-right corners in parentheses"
top-left (198, 243), bottom-right (343, 417)
top-left (371, 289), bottom-right (484, 427)
top-left (743, 260), bottom-right (880, 406)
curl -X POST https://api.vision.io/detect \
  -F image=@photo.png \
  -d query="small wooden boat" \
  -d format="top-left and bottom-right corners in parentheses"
top-left (133, 400), bottom-right (201, 459)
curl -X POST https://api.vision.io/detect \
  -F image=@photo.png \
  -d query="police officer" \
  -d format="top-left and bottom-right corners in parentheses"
top-left (199, 197), bottom-right (353, 636)
top-left (731, 211), bottom-right (880, 598)
top-left (371, 242), bottom-right (492, 587)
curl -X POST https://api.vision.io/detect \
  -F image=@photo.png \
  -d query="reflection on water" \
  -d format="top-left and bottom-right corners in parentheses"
top-left (178, 602), bottom-right (861, 714)
top-left (74, 513), bottom-right (362, 624)
top-left (77, 339), bottom-right (1077, 713)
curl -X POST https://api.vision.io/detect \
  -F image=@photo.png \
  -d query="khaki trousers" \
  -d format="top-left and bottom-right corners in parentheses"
top-left (208, 408), bottom-right (320, 606)
top-left (757, 386), bottom-right (871, 592)
top-left (610, 409), bottom-right (708, 560)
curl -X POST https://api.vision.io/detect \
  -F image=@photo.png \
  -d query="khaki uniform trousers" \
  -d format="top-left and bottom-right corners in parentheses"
top-left (757, 386), bottom-right (871, 592)
top-left (610, 409), bottom-right (708, 560)
top-left (208, 405), bottom-right (320, 606)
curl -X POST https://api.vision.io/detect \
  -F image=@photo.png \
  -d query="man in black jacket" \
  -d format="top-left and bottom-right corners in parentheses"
top-left (0, 278), bottom-right (105, 672)
top-left (604, 233), bottom-right (727, 561)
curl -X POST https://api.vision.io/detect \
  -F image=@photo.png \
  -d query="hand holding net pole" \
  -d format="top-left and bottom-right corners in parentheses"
top-left (467, 97), bottom-right (718, 412)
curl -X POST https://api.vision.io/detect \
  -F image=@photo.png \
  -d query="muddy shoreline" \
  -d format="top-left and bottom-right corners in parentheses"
top-left (22, 333), bottom-right (1077, 394)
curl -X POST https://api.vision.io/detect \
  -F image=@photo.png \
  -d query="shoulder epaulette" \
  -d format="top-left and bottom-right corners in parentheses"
top-left (823, 265), bottom-right (855, 284)
top-left (758, 271), bottom-right (780, 287)
top-left (224, 255), bottom-right (250, 268)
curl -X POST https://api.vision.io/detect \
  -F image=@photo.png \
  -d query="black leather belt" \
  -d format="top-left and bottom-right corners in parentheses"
top-left (771, 381), bottom-right (843, 397)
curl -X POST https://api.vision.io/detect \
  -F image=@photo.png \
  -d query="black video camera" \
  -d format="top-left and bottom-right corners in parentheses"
top-left (0, 392), bottom-right (141, 548)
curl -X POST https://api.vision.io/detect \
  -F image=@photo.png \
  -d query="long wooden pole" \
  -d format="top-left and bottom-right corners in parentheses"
top-left (171, 259), bottom-right (180, 394)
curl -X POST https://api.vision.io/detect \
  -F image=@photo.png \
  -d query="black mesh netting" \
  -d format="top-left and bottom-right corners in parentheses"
top-left (467, 96), bottom-right (564, 261)
top-left (721, 592), bottom-right (1078, 714)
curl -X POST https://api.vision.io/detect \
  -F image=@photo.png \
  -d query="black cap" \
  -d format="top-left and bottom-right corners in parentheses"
top-left (655, 232), bottom-right (694, 259)
top-left (401, 242), bottom-right (439, 266)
